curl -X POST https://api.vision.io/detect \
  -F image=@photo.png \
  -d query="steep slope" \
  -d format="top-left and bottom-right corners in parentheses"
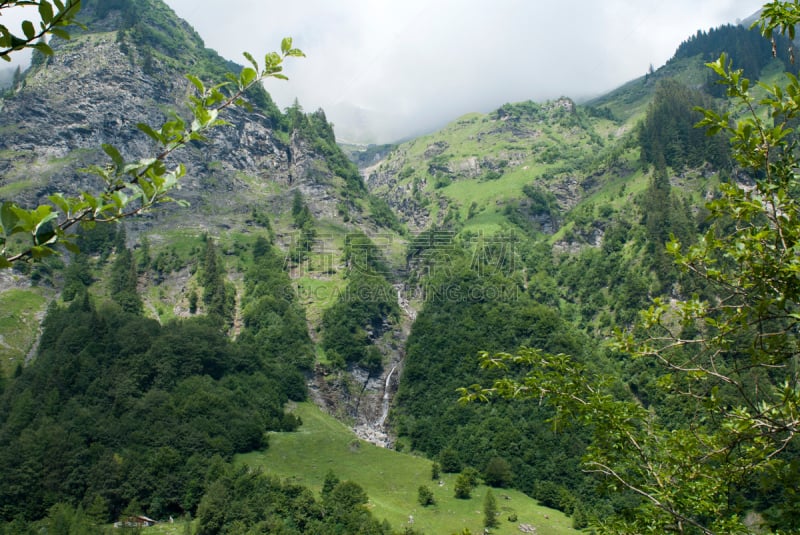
top-left (365, 17), bottom-right (795, 529)
top-left (2, 3), bottom-right (795, 530)
top-left (0, 0), bottom-right (348, 231)
top-left (0, 0), bottom-right (419, 527)
top-left (0, 0), bottom-right (407, 445)
top-left (365, 98), bottom-right (631, 235)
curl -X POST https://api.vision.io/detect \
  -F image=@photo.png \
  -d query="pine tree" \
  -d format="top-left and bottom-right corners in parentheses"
top-left (483, 489), bottom-right (499, 530)
top-left (453, 473), bottom-right (472, 500)
top-left (321, 470), bottom-right (339, 498)
top-left (431, 461), bottom-right (441, 480)
top-left (110, 247), bottom-right (142, 314)
top-left (137, 236), bottom-right (151, 270)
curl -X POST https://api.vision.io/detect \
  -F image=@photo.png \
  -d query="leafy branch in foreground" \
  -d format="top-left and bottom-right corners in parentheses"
top-left (459, 349), bottom-right (758, 535)
top-left (461, 3), bottom-right (800, 533)
top-left (0, 37), bottom-right (304, 267)
top-left (0, 0), bottom-right (83, 60)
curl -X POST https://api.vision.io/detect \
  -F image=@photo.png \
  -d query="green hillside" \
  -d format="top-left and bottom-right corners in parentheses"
top-left (239, 403), bottom-right (578, 535)
top-left (0, 288), bottom-right (48, 377)
top-left (366, 99), bottom-right (628, 235)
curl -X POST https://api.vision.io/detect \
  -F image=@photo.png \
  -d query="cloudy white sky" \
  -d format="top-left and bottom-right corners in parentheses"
top-left (163, 0), bottom-right (765, 143)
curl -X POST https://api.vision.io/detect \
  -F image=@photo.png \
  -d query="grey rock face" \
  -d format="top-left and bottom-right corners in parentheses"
top-left (0, 29), bottom-right (343, 233)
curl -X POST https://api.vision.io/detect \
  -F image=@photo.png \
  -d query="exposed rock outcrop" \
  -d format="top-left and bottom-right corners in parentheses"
top-left (0, 17), bottom-right (345, 236)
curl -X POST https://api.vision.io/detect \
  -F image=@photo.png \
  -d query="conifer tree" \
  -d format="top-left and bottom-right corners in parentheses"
top-left (483, 489), bottom-right (499, 530)
top-left (110, 246), bottom-right (142, 314)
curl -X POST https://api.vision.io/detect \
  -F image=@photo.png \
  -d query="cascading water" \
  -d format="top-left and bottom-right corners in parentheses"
top-left (377, 365), bottom-right (397, 428)
top-left (316, 283), bottom-right (415, 448)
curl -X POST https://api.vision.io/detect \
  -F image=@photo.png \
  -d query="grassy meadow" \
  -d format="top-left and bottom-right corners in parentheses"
top-left (238, 402), bottom-right (579, 535)
top-left (0, 288), bottom-right (48, 377)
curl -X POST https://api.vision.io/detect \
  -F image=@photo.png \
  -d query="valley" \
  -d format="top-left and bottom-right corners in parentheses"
top-left (1, 1), bottom-right (799, 534)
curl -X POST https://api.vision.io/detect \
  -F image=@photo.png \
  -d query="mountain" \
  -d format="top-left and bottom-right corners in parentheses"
top-left (364, 98), bottom-right (626, 235)
top-left (353, 17), bottom-right (794, 530)
top-left (0, 0), bottom-right (409, 440)
top-left (0, 0), bottom-right (360, 231)
top-left (1, 1), bottom-right (797, 532)
top-left (0, 0), bottom-right (421, 529)
top-left (361, 21), bottom-right (791, 241)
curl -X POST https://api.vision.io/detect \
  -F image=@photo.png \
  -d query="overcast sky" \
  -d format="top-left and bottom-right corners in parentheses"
top-left (163, 0), bottom-right (765, 144)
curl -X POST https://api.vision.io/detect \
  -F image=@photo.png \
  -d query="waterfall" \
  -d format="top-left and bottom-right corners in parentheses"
top-left (395, 284), bottom-right (416, 321)
top-left (377, 365), bottom-right (397, 428)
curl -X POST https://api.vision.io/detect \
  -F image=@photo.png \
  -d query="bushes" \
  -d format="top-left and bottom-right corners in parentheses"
top-left (418, 485), bottom-right (435, 506)
top-left (484, 457), bottom-right (513, 488)
top-left (195, 468), bottom-right (387, 535)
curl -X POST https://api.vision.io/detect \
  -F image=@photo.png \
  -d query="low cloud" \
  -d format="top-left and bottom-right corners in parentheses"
top-left (165, 0), bottom-right (763, 143)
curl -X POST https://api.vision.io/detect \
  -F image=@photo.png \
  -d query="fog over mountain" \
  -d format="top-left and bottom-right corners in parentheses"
top-left (161, 1), bottom-right (760, 142)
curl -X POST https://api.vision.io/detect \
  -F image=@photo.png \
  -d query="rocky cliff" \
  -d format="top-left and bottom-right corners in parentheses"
top-left (0, 1), bottom-right (362, 235)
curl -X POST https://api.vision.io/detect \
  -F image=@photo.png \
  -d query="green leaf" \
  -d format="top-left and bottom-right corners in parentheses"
top-left (264, 51), bottom-right (281, 68)
top-left (102, 143), bottom-right (125, 169)
top-left (242, 51), bottom-right (258, 71)
top-left (32, 41), bottom-right (53, 56)
top-left (21, 21), bottom-right (35, 40)
top-left (12, 205), bottom-right (56, 235)
top-left (137, 123), bottom-right (165, 144)
top-left (29, 245), bottom-right (55, 260)
top-left (48, 193), bottom-right (71, 215)
top-left (10, 207), bottom-right (36, 232)
top-left (62, 240), bottom-right (80, 254)
top-left (281, 37), bottom-right (292, 54)
top-left (186, 74), bottom-right (205, 95)
top-left (49, 27), bottom-right (70, 40)
top-left (239, 66), bottom-right (257, 88)
top-left (81, 192), bottom-right (99, 211)
top-left (187, 131), bottom-right (209, 143)
top-left (34, 210), bottom-right (57, 234)
top-left (0, 202), bottom-right (20, 236)
top-left (39, 1), bottom-right (54, 24)
top-left (34, 225), bottom-right (57, 246)
top-left (108, 191), bottom-right (129, 211)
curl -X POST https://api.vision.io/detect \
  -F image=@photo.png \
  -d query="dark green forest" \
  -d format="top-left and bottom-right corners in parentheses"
top-left (0, 238), bottom-right (306, 523)
top-left (672, 23), bottom-right (795, 90)
top-left (395, 249), bottom-right (601, 514)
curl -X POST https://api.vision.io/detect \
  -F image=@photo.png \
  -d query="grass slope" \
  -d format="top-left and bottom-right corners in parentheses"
top-left (367, 99), bottom-right (628, 237)
top-left (238, 402), bottom-right (579, 535)
top-left (0, 288), bottom-right (47, 377)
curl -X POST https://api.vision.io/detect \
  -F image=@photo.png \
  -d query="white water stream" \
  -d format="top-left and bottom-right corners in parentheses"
top-left (377, 365), bottom-right (397, 428)
top-left (349, 284), bottom-right (416, 447)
